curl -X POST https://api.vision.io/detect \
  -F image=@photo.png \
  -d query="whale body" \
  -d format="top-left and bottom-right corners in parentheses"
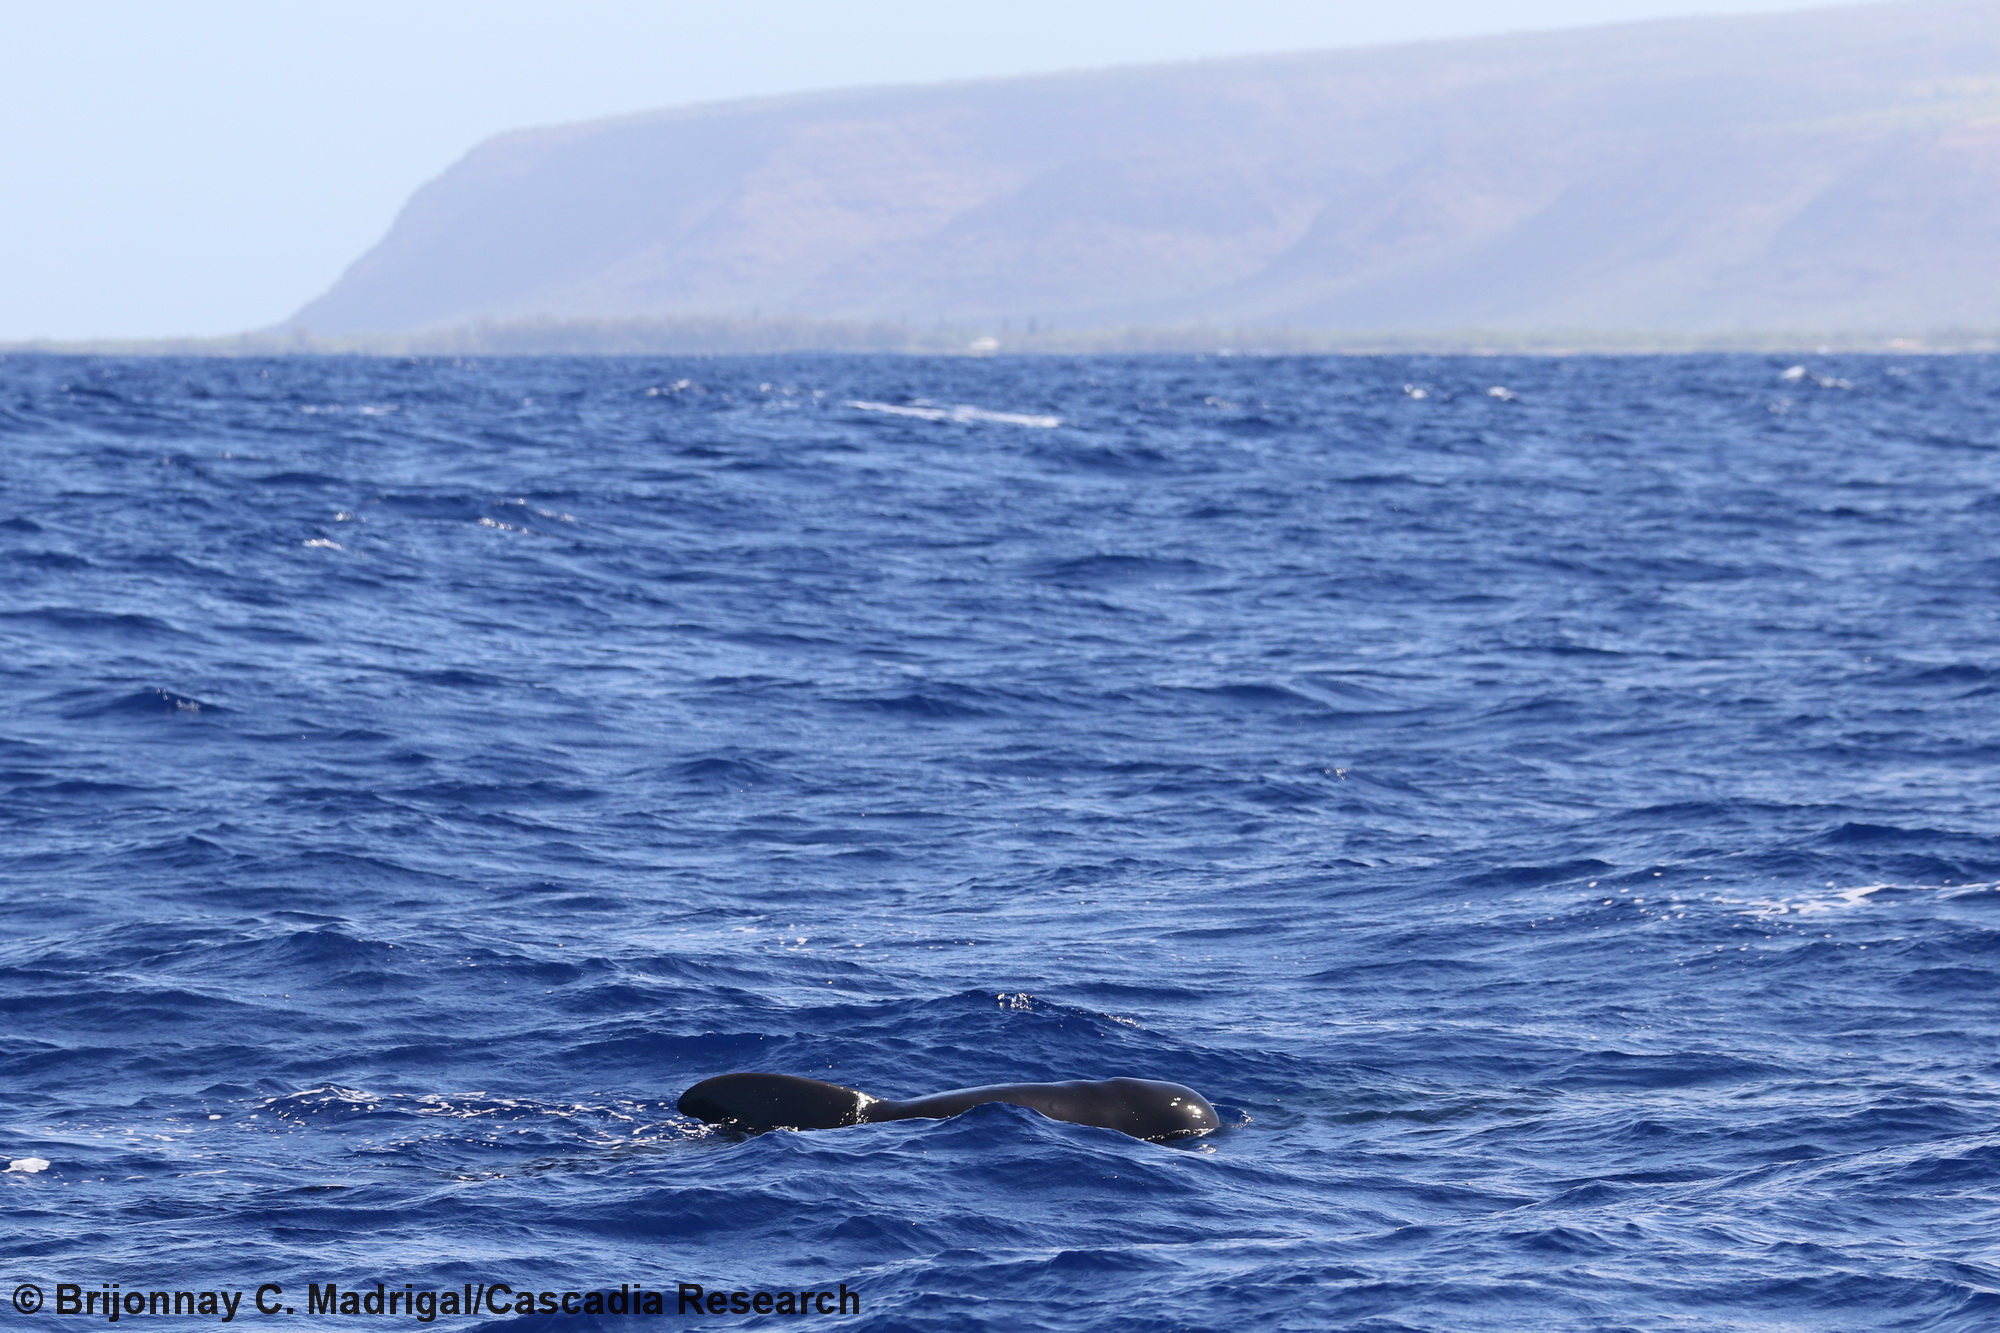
top-left (678, 1072), bottom-right (1219, 1142)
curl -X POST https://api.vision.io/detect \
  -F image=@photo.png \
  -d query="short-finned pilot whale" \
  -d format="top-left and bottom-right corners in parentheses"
top-left (678, 1072), bottom-right (1219, 1142)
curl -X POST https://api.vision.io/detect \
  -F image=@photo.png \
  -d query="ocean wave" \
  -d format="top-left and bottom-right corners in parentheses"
top-left (4, 352), bottom-right (1998, 1328)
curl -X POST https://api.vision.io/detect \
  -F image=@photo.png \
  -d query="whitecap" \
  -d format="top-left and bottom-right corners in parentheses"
top-left (6, 1157), bottom-right (49, 1173)
top-left (845, 400), bottom-right (1061, 428)
top-left (1734, 879), bottom-right (1983, 919)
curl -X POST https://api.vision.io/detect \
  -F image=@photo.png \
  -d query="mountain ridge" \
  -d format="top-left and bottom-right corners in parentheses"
top-left (291, 1), bottom-right (2000, 339)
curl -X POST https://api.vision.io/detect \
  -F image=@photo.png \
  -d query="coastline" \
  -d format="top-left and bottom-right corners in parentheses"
top-left (6, 316), bottom-right (1998, 358)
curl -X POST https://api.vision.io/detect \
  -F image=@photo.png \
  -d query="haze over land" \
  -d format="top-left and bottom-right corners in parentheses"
top-left (285, 0), bottom-right (2000, 345)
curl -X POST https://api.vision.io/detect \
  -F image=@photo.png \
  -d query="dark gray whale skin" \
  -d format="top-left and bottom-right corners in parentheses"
top-left (678, 1072), bottom-right (1219, 1142)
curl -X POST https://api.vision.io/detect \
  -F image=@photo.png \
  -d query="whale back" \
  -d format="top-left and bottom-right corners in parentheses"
top-left (874, 1077), bottom-right (1219, 1141)
top-left (677, 1072), bottom-right (869, 1131)
top-left (678, 1072), bottom-right (1218, 1141)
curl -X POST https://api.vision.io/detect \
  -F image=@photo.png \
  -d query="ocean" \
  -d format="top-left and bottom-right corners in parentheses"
top-left (4, 352), bottom-right (1998, 1332)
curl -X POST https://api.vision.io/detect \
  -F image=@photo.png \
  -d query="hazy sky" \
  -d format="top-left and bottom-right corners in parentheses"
top-left (0, 0), bottom-right (1882, 340)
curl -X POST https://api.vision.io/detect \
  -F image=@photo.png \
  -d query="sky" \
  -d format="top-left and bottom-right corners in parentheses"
top-left (0, 0), bottom-right (1883, 340)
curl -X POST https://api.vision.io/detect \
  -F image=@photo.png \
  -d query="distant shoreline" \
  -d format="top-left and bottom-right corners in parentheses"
top-left (5, 317), bottom-right (1997, 358)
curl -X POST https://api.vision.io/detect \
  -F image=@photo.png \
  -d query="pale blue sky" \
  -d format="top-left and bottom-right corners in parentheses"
top-left (0, 0), bottom-right (1880, 340)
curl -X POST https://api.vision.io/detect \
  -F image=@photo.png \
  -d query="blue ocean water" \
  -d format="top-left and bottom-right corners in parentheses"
top-left (4, 352), bottom-right (1999, 1332)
